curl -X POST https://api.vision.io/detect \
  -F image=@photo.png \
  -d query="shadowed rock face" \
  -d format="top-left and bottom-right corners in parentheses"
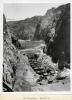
top-left (7, 16), bottom-right (41, 40)
top-left (48, 4), bottom-right (70, 66)
top-left (33, 3), bottom-right (70, 69)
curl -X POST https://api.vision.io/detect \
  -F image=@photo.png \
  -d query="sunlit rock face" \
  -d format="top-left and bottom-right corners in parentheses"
top-left (3, 14), bottom-right (18, 87)
top-left (3, 14), bottom-right (32, 91)
top-left (33, 7), bottom-right (61, 40)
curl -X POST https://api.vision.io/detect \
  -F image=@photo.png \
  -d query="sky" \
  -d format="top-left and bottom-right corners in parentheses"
top-left (4, 3), bottom-right (66, 21)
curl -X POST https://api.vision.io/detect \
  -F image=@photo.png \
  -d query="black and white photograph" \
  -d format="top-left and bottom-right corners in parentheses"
top-left (3, 3), bottom-right (70, 92)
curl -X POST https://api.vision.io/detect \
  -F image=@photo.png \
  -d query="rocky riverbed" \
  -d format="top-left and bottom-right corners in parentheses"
top-left (14, 43), bottom-right (70, 91)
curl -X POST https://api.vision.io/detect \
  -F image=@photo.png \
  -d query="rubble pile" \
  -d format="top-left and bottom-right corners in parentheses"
top-left (28, 53), bottom-right (58, 84)
top-left (28, 52), bottom-right (70, 85)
